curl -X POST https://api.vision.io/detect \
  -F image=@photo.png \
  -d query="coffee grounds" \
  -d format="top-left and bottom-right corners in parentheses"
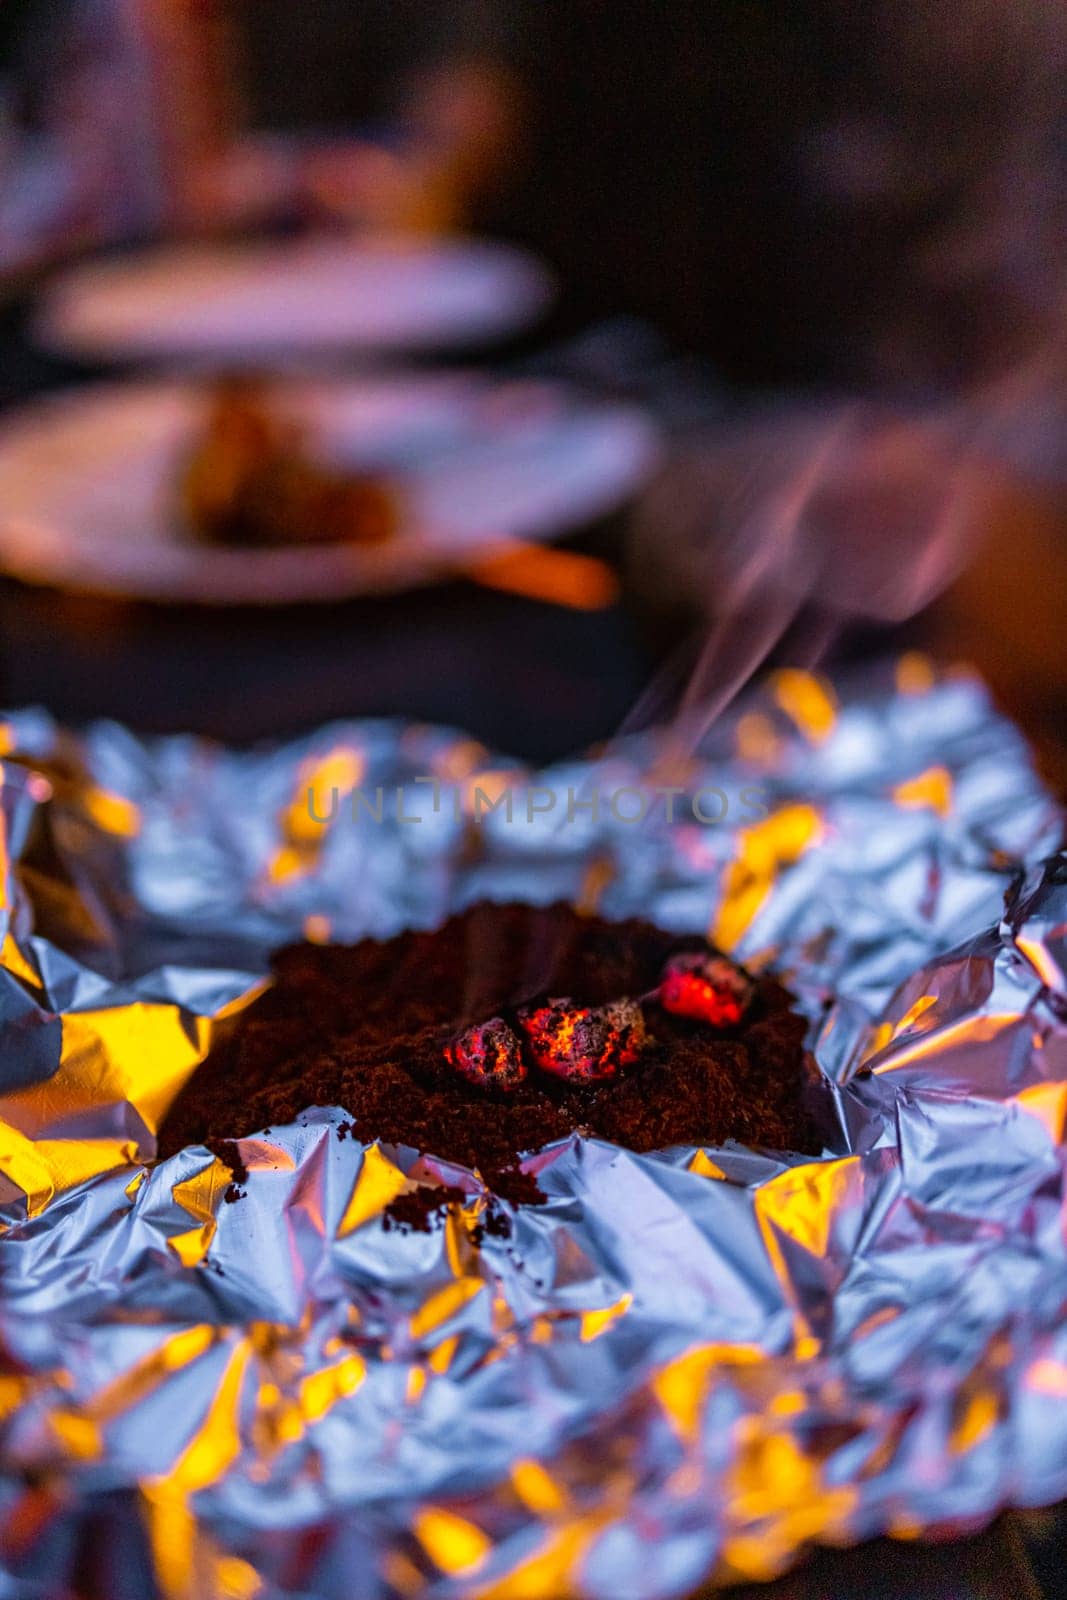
top-left (159, 902), bottom-right (818, 1217)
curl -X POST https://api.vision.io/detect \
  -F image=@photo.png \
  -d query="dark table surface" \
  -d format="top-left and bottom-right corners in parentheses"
top-left (0, 561), bottom-right (651, 764)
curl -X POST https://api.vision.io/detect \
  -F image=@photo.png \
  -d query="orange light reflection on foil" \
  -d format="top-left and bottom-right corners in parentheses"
top-left (771, 670), bottom-right (837, 744)
top-left (893, 765), bottom-right (953, 817)
top-left (466, 542), bottom-right (619, 611)
top-left (268, 744), bottom-right (364, 883)
top-left (714, 805), bottom-right (822, 952)
top-left (415, 1507), bottom-right (492, 1576)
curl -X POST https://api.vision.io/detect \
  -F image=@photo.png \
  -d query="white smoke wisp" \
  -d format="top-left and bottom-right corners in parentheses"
top-left (625, 0), bottom-right (1067, 755)
top-left (625, 395), bottom-right (1000, 755)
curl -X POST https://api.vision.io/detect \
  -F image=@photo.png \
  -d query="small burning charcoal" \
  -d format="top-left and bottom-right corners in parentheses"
top-left (446, 1017), bottom-right (526, 1090)
top-left (657, 951), bottom-right (752, 1027)
top-left (518, 997), bottom-right (646, 1082)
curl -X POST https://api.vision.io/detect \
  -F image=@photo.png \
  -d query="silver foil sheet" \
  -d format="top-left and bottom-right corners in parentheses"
top-left (0, 658), bottom-right (1063, 1599)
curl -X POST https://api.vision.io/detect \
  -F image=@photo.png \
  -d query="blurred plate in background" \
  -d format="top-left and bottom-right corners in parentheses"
top-left (0, 375), bottom-right (659, 603)
top-left (35, 235), bottom-right (554, 363)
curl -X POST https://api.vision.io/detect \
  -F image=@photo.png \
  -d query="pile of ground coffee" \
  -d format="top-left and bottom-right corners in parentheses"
top-left (159, 902), bottom-right (818, 1216)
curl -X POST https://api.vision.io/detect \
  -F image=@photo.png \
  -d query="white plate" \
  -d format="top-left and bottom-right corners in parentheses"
top-left (0, 377), bottom-right (659, 603)
top-left (36, 236), bottom-right (554, 363)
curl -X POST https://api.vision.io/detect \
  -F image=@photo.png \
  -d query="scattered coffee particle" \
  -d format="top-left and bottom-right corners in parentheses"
top-left (481, 1203), bottom-right (512, 1240)
top-left (223, 1183), bottom-right (245, 1204)
top-left (470, 1202), bottom-right (513, 1245)
top-left (214, 1139), bottom-right (248, 1186)
top-left (382, 1184), bottom-right (467, 1233)
top-left (336, 1120), bottom-right (353, 1141)
top-left (160, 902), bottom-right (819, 1206)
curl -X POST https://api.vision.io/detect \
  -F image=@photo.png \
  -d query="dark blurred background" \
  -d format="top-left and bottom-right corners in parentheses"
top-left (1, 4), bottom-right (1067, 1596)
top-left (0, 0), bottom-right (1062, 377)
top-left (0, 0), bottom-right (1065, 770)
top-left (7, 0), bottom-right (1058, 385)
top-left (0, 2), bottom-right (1065, 724)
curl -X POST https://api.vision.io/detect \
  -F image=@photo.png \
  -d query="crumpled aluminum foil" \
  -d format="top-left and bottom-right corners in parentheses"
top-left (0, 659), bottom-right (1063, 1600)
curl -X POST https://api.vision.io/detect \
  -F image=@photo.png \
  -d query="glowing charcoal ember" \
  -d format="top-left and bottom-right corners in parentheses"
top-left (518, 997), bottom-right (646, 1082)
top-left (446, 1017), bottom-right (526, 1090)
top-left (658, 951), bottom-right (752, 1026)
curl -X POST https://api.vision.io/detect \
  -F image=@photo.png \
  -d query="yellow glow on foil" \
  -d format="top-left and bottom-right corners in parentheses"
top-left (267, 846), bottom-right (304, 884)
top-left (893, 766), bottom-right (953, 817)
top-left (771, 670), bottom-right (837, 744)
top-left (49, 1410), bottom-right (100, 1460)
top-left (653, 1343), bottom-right (763, 1441)
top-left (80, 786), bottom-right (140, 838)
top-left (0, 1124), bottom-right (140, 1215)
top-left (215, 1555), bottom-right (262, 1599)
top-left (298, 1354), bottom-right (366, 1423)
top-left (579, 1292), bottom-right (632, 1343)
top-left (410, 1277), bottom-right (485, 1341)
top-left (268, 744), bottom-right (365, 883)
top-left (0, 1000), bottom-right (228, 1187)
top-left (714, 805), bottom-right (821, 951)
top-left (756, 1158), bottom-right (859, 1271)
top-left (871, 1009), bottom-right (1022, 1072)
top-left (68, 1005), bottom-right (213, 1135)
top-left (0, 1375), bottom-right (33, 1421)
top-left (169, 1160), bottom-right (237, 1267)
top-left (445, 1204), bottom-right (474, 1277)
top-left (726, 1429), bottom-right (856, 1579)
top-left (473, 1521), bottom-right (598, 1599)
top-left (511, 1458), bottom-right (567, 1515)
top-left (84, 1326), bottom-right (218, 1427)
top-left (428, 1334), bottom-right (460, 1375)
top-left (415, 1507), bottom-right (492, 1575)
top-left (688, 1149), bottom-right (726, 1179)
top-left (862, 1020), bottom-right (895, 1063)
top-left (142, 1489), bottom-right (197, 1600)
top-left (337, 1144), bottom-right (410, 1236)
top-left (0, 931), bottom-right (41, 990)
top-left (951, 1388), bottom-right (998, 1454)
top-left (406, 1367), bottom-right (427, 1405)
top-left (141, 1338), bottom-right (253, 1597)
top-left (1016, 933), bottom-right (1067, 994)
top-left (288, 747), bottom-right (364, 845)
top-left (893, 993), bottom-right (938, 1034)
top-left (767, 1389), bottom-right (806, 1418)
top-left (170, 1340), bottom-right (251, 1493)
top-left (1015, 1081), bottom-right (1067, 1142)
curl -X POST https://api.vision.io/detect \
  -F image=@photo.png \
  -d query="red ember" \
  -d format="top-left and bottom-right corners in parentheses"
top-left (517, 996), bottom-right (646, 1082)
top-left (446, 1017), bottom-right (526, 1091)
top-left (658, 952), bottom-right (752, 1027)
